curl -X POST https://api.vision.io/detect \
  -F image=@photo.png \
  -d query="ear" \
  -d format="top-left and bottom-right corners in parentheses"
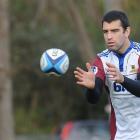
top-left (125, 26), bottom-right (131, 37)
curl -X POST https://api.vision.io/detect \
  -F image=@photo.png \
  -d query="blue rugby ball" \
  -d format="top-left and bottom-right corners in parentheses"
top-left (40, 48), bottom-right (69, 76)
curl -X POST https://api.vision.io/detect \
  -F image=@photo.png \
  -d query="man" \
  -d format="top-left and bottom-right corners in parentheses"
top-left (74, 10), bottom-right (140, 140)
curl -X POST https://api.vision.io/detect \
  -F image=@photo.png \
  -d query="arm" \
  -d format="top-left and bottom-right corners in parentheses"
top-left (121, 74), bottom-right (140, 97)
top-left (74, 56), bottom-right (105, 104)
top-left (121, 56), bottom-right (140, 97)
top-left (106, 62), bottom-right (140, 97)
top-left (85, 56), bottom-right (105, 104)
top-left (86, 77), bottom-right (104, 104)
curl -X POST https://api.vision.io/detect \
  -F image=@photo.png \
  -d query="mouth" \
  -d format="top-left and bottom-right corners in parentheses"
top-left (107, 42), bottom-right (115, 47)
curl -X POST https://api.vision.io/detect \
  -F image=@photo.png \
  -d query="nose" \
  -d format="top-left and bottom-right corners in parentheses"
top-left (106, 32), bottom-right (113, 40)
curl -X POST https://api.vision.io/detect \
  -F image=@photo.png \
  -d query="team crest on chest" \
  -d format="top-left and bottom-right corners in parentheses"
top-left (130, 65), bottom-right (137, 73)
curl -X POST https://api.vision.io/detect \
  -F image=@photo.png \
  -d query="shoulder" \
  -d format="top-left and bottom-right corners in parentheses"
top-left (97, 49), bottom-right (111, 58)
top-left (90, 55), bottom-right (106, 81)
top-left (132, 41), bottom-right (140, 53)
top-left (90, 49), bottom-right (112, 65)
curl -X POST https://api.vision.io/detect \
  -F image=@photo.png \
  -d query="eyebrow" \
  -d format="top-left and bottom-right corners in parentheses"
top-left (102, 28), bottom-right (120, 32)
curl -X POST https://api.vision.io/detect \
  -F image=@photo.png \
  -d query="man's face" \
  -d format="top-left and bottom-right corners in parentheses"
top-left (102, 20), bottom-right (130, 53)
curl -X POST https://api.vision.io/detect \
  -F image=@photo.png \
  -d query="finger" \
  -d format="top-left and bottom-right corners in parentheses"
top-left (106, 63), bottom-right (117, 73)
top-left (106, 62), bottom-right (116, 68)
top-left (109, 77), bottom-right (116, 81)
top-left (75, 75), bottom-right (83, 82)
top-left (107, 68), bottom-right (117, 74)
top-left (107, 68), bottom-right (116, 73)
top-left (74, 71), bottom-right (83, 77)
top-left (75, 67), bottom-right (85, 74)
top-left (76, 81), bottom-right (85, 86)
top-left (86, 62), bottom-right (91, 71)
top-left (111, 72), bottom-right (117, 76)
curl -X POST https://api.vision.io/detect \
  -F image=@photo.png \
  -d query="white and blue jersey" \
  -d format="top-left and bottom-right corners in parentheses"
top-left (92, 41), bottom-right (140, 140)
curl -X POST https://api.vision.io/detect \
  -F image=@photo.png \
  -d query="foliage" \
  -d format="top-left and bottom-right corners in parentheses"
top-left (10, 0), bottom-right (140, 134)
top-left (123, 0), bottom-right (140, 41)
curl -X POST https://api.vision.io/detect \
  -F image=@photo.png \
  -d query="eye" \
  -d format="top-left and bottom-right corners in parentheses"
top-left (111, 29), bottom-right (119, 32)
top-left (103, 30), bottom-right (108, 34)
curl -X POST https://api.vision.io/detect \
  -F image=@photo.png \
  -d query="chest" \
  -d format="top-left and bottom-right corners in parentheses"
top-left (100, 52), bottom-right (139, 96)
top-left (102, 52), bottom-right (139, 78)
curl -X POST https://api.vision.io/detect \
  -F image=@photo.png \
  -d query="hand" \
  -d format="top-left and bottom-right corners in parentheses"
top-left (74, 63), bottom-right (95, 89)
top-left (106, 62), bottom-right (124, 83)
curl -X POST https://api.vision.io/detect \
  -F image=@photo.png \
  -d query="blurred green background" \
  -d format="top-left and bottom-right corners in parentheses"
top-left (0, 0), bottom-right (140, 139)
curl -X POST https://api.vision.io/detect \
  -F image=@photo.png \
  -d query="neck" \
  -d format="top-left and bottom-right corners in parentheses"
top-left (117, 39), bottom-right (130, 54)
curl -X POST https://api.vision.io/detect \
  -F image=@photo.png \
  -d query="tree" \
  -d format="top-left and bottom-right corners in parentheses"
top-left (104, 0), bottom-right (122, 12)
top-left (67, 0), bottom-right (95, 62)
top-left (0, 0), bottom-right (15, 139)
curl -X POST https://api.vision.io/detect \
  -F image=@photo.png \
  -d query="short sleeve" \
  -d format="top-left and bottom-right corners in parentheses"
top-left (137, 56), bottom-right (140, 80)
top-left (90, 56), bottom-right (105, 81)
top-left (138, 56), bottom-right (140, 73)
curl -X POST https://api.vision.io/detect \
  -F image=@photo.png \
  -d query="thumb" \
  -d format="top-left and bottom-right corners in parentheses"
top-left (86, 62), bottom-right (91, 71)
top-left (106, 62), bottom-right (115, 68)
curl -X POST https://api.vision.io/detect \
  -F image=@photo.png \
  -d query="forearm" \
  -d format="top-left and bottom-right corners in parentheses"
top-left (121, 75), bottom-right (140, 97)
top-left (86, 77), bottom-right (103, 104)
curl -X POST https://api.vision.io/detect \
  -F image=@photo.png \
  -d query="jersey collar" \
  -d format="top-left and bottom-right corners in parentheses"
top-left (113, 41), bottom-right (133, 57)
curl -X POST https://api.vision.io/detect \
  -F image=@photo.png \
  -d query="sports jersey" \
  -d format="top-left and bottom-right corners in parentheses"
top-left (92, 41), bottom-right (140, 140)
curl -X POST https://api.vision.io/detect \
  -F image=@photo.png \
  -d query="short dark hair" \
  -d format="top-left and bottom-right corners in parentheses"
top-left (102, 10), bottom-right (130, 30)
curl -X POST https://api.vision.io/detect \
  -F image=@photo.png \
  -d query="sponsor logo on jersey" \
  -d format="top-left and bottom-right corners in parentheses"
top-left (90, 66), bottom-right (98, 74)
top-left (130, 65), bottom-right (137, 73)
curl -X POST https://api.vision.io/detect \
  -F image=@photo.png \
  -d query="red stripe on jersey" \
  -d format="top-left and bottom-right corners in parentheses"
top-left (90, 56), bottom-right (105, 81)
top-left (110, 103), bottom-right (116, 140)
